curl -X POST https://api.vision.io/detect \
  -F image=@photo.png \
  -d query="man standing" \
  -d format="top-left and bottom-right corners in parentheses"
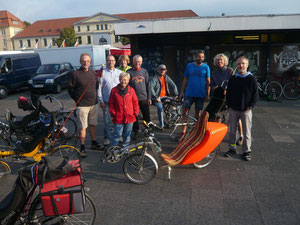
top-left (127, 55), bottom-right (151, 139)
top-left (225, 56), bottom-right (258, 161)
top-left (151, 64), bottom-right (178, 130)
top-left (179, 50), bottom-right (211, 141)
top-left (98, 55), bottom-right (122, 146)
top-left (68, 53), bottom-right (103, 157)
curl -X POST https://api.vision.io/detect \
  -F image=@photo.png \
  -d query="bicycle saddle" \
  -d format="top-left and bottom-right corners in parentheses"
top-left (9, 99), bottom-right (42, 131)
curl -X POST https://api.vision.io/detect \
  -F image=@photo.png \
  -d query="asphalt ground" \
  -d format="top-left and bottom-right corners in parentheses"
top-left (0, 89), bottom-right (299, 225)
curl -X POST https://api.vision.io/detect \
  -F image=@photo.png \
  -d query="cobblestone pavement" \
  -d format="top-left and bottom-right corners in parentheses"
top-left (1, 90), bottom-right (299, 225)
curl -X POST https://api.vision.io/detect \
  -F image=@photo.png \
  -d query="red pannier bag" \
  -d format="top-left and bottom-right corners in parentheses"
top-left (40, 169), bottom-right (85, 216)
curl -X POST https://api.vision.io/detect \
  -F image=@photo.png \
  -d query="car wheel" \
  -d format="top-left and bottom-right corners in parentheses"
top-left (55, 84), bottom-right (62, 94)
top-left (0, 85), bottom-right (8, 99)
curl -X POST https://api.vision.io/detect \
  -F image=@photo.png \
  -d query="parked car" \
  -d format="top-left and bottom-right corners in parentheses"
top-left (0, 52), bottom-right (41, 99)
top-left (28, 62), bottom-right (74, 93)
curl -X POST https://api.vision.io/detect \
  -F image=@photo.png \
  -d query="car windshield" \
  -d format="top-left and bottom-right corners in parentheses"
top-left (37, 64), bottom-right (60, 74)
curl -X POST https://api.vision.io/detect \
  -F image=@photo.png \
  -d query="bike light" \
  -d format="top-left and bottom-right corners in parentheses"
top-left (28, 79), bottom-right (33, 84)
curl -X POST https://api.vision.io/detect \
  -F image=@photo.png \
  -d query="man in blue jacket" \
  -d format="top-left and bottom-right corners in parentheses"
top-left (151, 64), bottom-right (178, 130)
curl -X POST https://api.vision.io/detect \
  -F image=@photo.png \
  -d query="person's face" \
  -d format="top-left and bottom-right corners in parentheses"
top-left (133, 57), bottom-right (142, 69)
top-left (120, 76), bottom-right (129, 88)
top-left (158, 69), bottom-right (166, 76)
top-left (120, 59), bottom-right (128, 68)
top-left (196, 53), bottom-right (205, 65)
top-left (236, 58), bottom-right (249, 74)
top-left (80, 55), bottom-right (91, 71)
top-left (216, 57), bottom-right (225, 69)
top-left (106, 56), bottom-right (116, 69)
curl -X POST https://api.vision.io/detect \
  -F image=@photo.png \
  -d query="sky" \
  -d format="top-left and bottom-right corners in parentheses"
top-left (2, 0), bottom-right (300, 23)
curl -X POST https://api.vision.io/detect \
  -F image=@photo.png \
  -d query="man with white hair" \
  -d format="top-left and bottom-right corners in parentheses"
top-left (127, 55), bottom-right (151, 140)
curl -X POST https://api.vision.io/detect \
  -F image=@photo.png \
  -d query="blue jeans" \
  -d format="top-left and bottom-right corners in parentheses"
top-left (110, 123), bottom-right (133, 147)
top-left (102, 103), bottom-right (112, 140)
top-left (155, 102), bottom-right (164, 128)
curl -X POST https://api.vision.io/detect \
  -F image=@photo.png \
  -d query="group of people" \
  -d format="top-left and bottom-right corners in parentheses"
top-left (68, 50), bottom-right (258, 161)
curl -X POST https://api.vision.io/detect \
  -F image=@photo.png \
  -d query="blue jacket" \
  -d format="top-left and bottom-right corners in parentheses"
top-left (151, 74), bottom-right (178, 98)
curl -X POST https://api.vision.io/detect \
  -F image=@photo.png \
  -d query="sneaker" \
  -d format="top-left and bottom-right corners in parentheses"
top-left (90, 141), bottom-right (104, 151)
top-left (80, 149), bottom-right (87, 158)
top-left (242, 152), bottom-right (251, 161)
top-left (224, 149), bottom-right (237, 158)
top-left (104, 139), bottom-right (110, 146)
top-left (236, 136), bottom-right (243, 146)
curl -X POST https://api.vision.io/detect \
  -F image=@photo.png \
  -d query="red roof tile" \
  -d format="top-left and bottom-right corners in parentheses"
top-left (0, 10), bottom-right (25, 28)
top-left (13, 17), bottom-right (87, 39)
top-left (114, 10), bottom-right (198, 20)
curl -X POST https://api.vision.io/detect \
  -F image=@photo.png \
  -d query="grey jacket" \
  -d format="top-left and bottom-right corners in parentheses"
top-left (151, 74), bottom-right (178, 98)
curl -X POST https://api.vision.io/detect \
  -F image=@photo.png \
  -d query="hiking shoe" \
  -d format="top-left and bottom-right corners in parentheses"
top-left (242, 152), bottom-right (251, 161)
top-left (80, 149), bottom-right (87, 158)
top-left (104, 139), bottom-right (110, 146)
top-left (90, 141), bottom-right (104, 151)
top-left (236, 136), bottom-right (243, 146)
top-left (224, 149), bottom-right (237, 158)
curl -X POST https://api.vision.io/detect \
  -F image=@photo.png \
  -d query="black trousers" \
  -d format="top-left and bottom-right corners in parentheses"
top-left (133, 100), bottom-right (151, 132)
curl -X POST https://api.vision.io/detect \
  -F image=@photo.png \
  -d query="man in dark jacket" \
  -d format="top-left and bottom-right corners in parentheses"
top-left (151, 64), bottom-right (178, 130)
top-left (68, 53), bottom-right (103, 157)
top-left (225, 56), bottom-right (258, 161)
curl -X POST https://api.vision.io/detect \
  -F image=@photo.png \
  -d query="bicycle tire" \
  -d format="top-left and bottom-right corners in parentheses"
top-left (193, 148), bottom-right (217, 169)
top-left (283, 81), bottom-right (300, 100)
top-left (28, 193), bottom-right (96, 225)
top-left (56, 116), bottom-right (78, 139)
top-left (123, 153), bottom-right (157, 184)
top-left (0, 160), bottom-right (11, 184)
top-left (49, 145), bottom-right (81, 160)
top-left (265, 81), bottom-right (283, 99)
top-left (163, 102), bottom-right (175, 128)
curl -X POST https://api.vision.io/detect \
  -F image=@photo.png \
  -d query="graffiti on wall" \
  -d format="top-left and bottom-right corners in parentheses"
top-left (272, 45), bottom-right (300, 73)
top-left (223, 50), bottom-right (261, 75)
top-left (139, 47), bottom-right (163, 76)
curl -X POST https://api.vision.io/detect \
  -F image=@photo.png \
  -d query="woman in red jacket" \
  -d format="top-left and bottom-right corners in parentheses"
top-left (109, 72), bottom-right (139, 147)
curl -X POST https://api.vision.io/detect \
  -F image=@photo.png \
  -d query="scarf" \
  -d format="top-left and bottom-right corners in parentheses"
top-left (235, 71), bottom-right (252, 78)
top-left (118, 84), bottom-right (128, 97)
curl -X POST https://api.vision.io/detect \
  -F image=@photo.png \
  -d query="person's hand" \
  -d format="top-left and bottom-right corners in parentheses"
top-left (179, 92), bottom-right (184, 100)
top-left (148, 99), bottom-right (152, 105)
top-left (100, 103), bottom-right (105, 109)
top-left (157, 98), bottom-right (161, 103)
top-left (174, 96), bottom-right (178, 100)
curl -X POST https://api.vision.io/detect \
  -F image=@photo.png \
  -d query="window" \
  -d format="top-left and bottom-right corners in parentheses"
top-left (13, 20), bottom-right (19, 25)
top-left (78, 36), bottom-right (82, 44)
top-left (96, 25), bottom-right (99, 30)
top-left (115, 35), bottom-right (119, 43)
top-left (27, 39), bottom-right (31, 47)
top-left (101, 24), bottom-right (104, 30)
top-left (52, 38), bottom-right (55, 46)
top-left (77, 26), bottom-right (81, 32)
top-left (105, 24), bottom-right (108, 30)
top-left (43, 38), bottom-right (47, 46)
top-left (87, 25), bottom-right (90, 31)
top-left (3, 39), bottom-right (7, 47)
top-left (19, 40), bottom-right (23, 48)
top-left (87, 36), bottom-right (91, 44)
top-left (1, 58), bottom-right (12, 73)
top-left (65, 63), bottom-right (71, 71)
top-left (35, 39), bottom-right (38, 43)
top-left (1, 29), bottom-right (6, 35)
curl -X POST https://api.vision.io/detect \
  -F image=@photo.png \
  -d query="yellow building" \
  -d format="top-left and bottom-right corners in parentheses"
top-left (0, 10), bottom-right (26, 51)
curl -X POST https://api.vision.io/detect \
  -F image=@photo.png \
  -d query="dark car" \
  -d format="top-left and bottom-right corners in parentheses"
top-left (29, 62), bottom-right (73, 93)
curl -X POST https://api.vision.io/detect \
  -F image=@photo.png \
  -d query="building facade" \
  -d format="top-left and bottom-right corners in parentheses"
top-left (0, 10), bottom-right (25, 51)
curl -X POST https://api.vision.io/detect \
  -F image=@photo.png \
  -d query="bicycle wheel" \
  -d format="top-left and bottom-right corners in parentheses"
top-left (49, 145), bottom-right (81, 160)
top-left (28, 193), bottom-right (96, 225)
top-left (0, 160), bottom-right (11, 183)
top-left (123, 153), bottom-right (157, 184)
top-left (193, 148), bottom-right (217, 169)
top-left (56, 115), bottom-right (78, 139)
top-left (283, 81), bottom-right (300, 100)
top-left (265, 81), bottom-right (283, 99)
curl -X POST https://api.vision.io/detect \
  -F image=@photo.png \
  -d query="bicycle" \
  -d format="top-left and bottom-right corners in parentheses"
top-left (257, 79), bottom-right (283, 101)
top-left (0, 156), bottom-right (96, 225)
top-left (282, 75), bottom-right (300, 100)
top-left (102, 121), bottom-right (162, 184)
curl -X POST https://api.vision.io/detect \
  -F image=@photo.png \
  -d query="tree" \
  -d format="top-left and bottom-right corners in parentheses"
top-left (119, 36), bottom-right (130, 45)
top-left (23, 21), bottom-right (31, 27)
top-left (55, 26), bottom-right (76, 47)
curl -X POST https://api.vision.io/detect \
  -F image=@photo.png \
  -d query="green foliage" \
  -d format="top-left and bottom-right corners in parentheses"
top-left (119, 36), bottom-right (130, 45)
top-left (55, 26), bottom-right (76, 47)
top-left (23, 21), bottom-right (31, 27)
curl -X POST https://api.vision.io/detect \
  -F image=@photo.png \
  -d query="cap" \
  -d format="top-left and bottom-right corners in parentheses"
top-left (158, 64), bottom-right (167, 70)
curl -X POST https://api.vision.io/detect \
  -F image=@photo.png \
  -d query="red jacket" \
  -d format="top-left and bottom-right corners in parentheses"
top-left (109, 85), bottom-right (139, 124)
